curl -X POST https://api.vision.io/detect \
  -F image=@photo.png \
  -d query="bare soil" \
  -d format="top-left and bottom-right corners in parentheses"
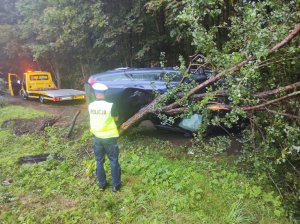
top-left (1, 117), bottom-right (58, 135)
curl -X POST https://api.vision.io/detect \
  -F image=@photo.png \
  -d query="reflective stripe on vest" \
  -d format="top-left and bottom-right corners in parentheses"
top-left (88, 100), bottom-right (119, 139)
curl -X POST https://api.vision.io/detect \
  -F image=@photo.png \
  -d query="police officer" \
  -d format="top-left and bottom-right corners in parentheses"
top-left (88, 83), bottom-right (121, 192)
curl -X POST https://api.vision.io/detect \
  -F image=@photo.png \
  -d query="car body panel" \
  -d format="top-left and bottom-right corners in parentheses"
top-left (87, 67), bottom-right (210, 133)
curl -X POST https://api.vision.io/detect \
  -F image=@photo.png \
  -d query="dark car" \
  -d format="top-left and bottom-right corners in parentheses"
top-left (85, 67), bottom-right (210, 134)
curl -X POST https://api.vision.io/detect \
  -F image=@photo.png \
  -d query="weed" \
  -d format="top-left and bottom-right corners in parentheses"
top-left (225, 200), bottom-right (255, 224)
top-left (0, 97), bottom-right (8, 108)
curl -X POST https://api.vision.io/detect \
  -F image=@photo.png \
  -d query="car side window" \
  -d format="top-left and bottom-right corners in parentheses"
top-left (126, 72), bottom-right (160, 81)
top-left (127, 71), bottom-right (181, 81)
top-left (129, 72), bottom-right (161, 81)
top-left (97, 73), bottom-right (131, 81)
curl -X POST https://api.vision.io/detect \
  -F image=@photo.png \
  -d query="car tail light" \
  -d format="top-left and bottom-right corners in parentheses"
top-left (53, 97), bottom-right (61, 101)
top-left (88, 77), bottom-right (96, 85)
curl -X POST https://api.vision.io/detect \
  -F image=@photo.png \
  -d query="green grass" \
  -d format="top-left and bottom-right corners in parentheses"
top-left (0, 105), bottom-right (290, 223)
top-left (0, 105), bottom-right (48, 124)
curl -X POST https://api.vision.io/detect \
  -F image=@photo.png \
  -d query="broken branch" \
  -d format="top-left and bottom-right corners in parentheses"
top-left (162, 23), bottom-right (300, 112)
top-left (65, 110), bottom-right (81, 138)
top-left (252, 82), bottom-right (300, 98)
top-left (120, 23), bottom-right (300, 133)
top-left (120, 96), bottom-right (163, 134)
top-left (264, 107), bottom-right (300, 120)
top-left (165, 91), bottom-right (300, 114)
top-left (241, 91), bottom-right (300, 111)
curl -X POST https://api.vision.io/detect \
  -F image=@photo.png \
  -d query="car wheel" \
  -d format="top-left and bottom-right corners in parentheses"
top-left (39, 95), bottom-right (45, 104)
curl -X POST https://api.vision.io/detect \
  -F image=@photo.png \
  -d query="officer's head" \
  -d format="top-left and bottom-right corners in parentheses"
top-left (92, 83), bottom-right (108, 100)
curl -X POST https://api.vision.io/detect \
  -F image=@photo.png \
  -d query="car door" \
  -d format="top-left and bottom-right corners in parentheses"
top-left (8, 73), bottom-right (21, 96)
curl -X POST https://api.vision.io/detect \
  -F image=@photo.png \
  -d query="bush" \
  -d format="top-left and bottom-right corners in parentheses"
top-left (0, 97), bottom-right (8, 108)
top-left (0, 78), bottom-right (7, 95)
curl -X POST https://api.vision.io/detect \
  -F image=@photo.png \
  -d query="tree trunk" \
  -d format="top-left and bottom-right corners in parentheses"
top-left (50, 57), bottom-right (62, 88)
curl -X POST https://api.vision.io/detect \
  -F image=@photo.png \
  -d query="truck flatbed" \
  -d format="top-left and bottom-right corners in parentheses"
top-left (42, 89), bottom-right (85, 98)
top-left (8, 71), bottom-right (85, 103)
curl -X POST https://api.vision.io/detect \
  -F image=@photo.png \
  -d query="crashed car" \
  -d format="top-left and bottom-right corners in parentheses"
top-left (85, 67), bottom-right (210, 134)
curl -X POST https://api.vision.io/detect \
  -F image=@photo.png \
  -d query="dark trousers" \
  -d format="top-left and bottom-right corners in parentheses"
top-left (93, 137), bottom-right (121, 188)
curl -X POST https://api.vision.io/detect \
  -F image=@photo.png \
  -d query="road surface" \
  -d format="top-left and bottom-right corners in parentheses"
top-left (5, 95), bottom-right (89, 127)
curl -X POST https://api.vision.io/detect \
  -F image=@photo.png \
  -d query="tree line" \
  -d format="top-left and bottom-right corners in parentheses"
top-left (0, 0), bottom-right (193, 88)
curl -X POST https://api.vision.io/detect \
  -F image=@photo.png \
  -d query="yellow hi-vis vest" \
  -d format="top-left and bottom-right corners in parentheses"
top-left (88, 100), bottom-right (119, 139)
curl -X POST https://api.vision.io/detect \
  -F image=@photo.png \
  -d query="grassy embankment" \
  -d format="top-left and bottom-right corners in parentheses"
top-left (0, 104), bottom-right (290, 223)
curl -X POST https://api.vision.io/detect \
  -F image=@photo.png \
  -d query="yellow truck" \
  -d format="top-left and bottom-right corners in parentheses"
top-left (8, 71), bottom-right (85, 103)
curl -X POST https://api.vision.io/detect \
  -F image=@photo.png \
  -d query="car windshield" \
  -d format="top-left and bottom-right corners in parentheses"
top-left (30, 75), bottom-right (49, 80)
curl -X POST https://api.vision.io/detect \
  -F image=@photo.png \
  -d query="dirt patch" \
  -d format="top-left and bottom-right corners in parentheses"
top-left (18, 153), bottom-right (65, 164)
top-left (47, 195), bottom-right (79, 209)
top-left (19, 193), bottom-right (78, 212)
top-left (1, 117), bottom-right (59, 135)
top-left (125, 175), bottom-right (142, 187)
top-left (19, 193), bottom-right (42, 207)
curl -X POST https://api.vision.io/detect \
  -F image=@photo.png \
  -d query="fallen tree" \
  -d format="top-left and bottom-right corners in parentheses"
top-left (120, 23), bottom-right (300, 134)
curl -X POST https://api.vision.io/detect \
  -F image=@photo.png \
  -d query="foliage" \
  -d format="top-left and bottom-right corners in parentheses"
top-left (0, 78), bottom-right (6, 94)
top-left (0, 0), bottom-right (191, 87)
top-left (152, 0), bottom-right (300, 218)
top-left (0, 106), bottom-right (290, 223)
top-left (0, 97), bottom-right (8, 108)
top-left (191, 135), bottom-right (232, 157)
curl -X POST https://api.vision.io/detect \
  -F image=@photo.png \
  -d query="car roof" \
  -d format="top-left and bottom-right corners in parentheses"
top-left (91, 67), bottom-right (178, 77)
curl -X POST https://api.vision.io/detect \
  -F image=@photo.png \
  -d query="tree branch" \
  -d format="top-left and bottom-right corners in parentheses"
top-left (264, 107), bottom-right (300, 120)
top-left (119, 23), bottom-right (300, 133)
top-left (65, 110), bottom-right (81, 138)
top-left (270, 24), bottom-right (300, 52)
top-left (162, 23), bottom-right (300, 112)
top-left (176, 81), bottom-right (300, 103)
top-left (241, 91), bottom-right (300, 111)
top-left (164, 91), bottom-right (300, 114)
top-left (120, 95), bottom-right (163, 134)
top-left (252, 82), bottom-right (300, 98)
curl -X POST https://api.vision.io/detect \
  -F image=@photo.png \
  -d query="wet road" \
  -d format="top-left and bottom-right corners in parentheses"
top-left (5, 95), bottom-right (89, 126)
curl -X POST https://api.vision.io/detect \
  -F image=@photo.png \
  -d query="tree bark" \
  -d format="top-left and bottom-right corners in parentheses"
top-left (49, 56), bottom-right (62, 88)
